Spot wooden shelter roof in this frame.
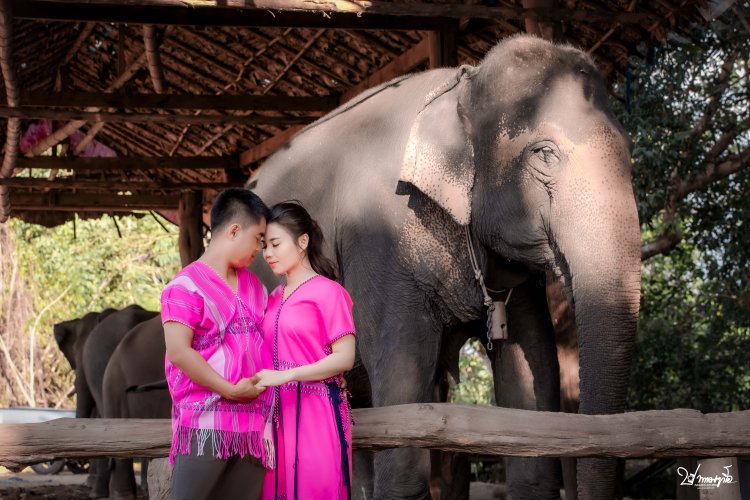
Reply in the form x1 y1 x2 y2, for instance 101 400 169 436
0 0 714 226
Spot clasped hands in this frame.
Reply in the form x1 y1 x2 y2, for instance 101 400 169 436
225 370 348 401
222 370 292 402
223 375 266 401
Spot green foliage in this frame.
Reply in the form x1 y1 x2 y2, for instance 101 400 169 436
629 242 750 412
12 214 180 316
451 339 495 406
617 6 750 412
2 214 180 407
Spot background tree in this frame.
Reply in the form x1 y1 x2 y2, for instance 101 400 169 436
618 2 750 412
0 215 181 408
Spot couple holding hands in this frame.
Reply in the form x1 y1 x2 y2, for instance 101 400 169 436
161 188 355 500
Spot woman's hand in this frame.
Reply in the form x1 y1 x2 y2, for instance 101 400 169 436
255 369 295 388
225 376 265 401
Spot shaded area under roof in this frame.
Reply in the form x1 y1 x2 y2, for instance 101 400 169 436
0 0 713 226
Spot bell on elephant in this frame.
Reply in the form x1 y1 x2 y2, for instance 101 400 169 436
490 300 508 341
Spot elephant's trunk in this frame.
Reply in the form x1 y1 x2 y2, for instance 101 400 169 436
551 132 641 498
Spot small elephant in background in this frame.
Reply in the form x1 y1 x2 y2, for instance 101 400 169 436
54 309 116 490
102 315 170 500
85 304 159 499
55 304 158 499
54 308 117 418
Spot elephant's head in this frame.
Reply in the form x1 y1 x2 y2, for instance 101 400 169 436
400 35 640 497
54 309 116 369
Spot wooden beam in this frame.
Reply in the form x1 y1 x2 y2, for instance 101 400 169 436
59 22 95 68
19 91 339 113
341 36 431 104
13 156 238 171
10 192 180 211
1 406 750 470
192 28 326 158
0 178 238 191
239 126 304 168
0 107 317 125
12 1 453 30
25 51 147 157
238 35 433 168
11 1 663 28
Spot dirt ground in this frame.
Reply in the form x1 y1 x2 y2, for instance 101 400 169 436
0 469 91 500
0 467 504 500
0 467 146 500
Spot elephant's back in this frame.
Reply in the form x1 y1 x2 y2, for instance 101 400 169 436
106 316 165 386
252 68 456 220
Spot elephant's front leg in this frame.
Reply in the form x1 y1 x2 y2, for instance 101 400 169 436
109 458 137 500
366 307 442 500
491 279 562 500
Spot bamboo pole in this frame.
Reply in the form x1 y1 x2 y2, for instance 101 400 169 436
143 25 166 94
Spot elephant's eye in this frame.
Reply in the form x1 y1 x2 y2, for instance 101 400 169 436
536 146 555 162
528 142 560 166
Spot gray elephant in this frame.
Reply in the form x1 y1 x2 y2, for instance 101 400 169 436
81 304 159 499
250 35 641 500
102 315 170 500
54 309 117 419
54 309 117 490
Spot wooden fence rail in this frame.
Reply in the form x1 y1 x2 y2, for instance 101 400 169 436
1 404 749 471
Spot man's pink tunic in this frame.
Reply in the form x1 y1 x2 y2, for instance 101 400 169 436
161 261 273 467
261 275 355 500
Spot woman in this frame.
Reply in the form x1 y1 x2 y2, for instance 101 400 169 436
256 201 355 500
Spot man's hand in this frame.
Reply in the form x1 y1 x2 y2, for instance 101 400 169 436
225 376 265 401
255 369 294 388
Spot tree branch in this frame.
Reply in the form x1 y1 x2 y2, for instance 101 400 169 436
641 231 683 261
703 115 750 164
641 146 750 260
686 52 738 144
675 147 750 199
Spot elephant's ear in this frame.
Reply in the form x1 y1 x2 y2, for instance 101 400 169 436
399 65 475 226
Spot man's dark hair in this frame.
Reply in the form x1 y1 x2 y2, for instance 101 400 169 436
210 188 269 231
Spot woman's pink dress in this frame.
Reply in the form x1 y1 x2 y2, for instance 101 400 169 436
260 275 355 500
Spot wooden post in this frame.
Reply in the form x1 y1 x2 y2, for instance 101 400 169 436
0 0 21 222
428 29 458 68
522 0 558 41
147 457 171 500
178 191 203 267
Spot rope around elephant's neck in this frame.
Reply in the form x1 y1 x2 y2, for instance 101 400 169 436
465 227 498 350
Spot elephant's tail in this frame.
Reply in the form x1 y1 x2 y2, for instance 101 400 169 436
126 379 168 393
